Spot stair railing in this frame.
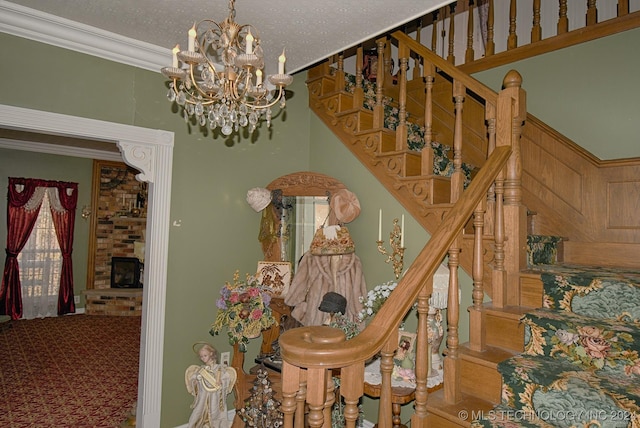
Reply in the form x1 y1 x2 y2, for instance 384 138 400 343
420 0 640 73
294 25 526 426
279 145 513 428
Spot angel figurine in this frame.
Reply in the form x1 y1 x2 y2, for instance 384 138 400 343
186 343 237 428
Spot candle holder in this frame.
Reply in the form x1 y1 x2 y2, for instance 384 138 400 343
376 218 405 279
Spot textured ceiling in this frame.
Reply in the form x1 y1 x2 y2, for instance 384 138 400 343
4 0 449 75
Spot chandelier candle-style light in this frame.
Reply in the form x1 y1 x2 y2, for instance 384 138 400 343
161 0 293 136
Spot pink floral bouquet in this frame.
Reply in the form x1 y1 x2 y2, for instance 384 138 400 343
210 271 276 352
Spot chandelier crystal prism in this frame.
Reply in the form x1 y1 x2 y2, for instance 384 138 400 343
161 0 293 136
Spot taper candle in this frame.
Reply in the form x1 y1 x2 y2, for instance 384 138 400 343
172 45 180 68
188 24 196 51
401 214 405 247
378 209 382 241
278 49 286 74
245 31 254 55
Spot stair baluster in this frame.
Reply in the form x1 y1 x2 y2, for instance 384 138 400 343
451 80 465 201
353 47 364 107
587 0 598 26
469 199 487 352
531 0 542 43
335 54 345 93
444 244 462 403
281 361 302 428
486 0 495 56
492 166 507 307
377 330 399 428
306 368 330 428
341 363 364 428
411 283 431 426
323 373 335 428
421 63 435 176
395 51 409 152
465 0 475 63
484 105 497 235
508 0 517 49
447 3 456 63
373 38 386 128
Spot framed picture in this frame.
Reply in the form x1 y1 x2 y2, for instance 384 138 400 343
256 261 292 297
394 331 417 368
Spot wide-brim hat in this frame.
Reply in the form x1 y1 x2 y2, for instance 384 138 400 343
246 187 272 212
330 189 361 224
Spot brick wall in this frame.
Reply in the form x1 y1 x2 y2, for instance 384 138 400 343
93 164 146 290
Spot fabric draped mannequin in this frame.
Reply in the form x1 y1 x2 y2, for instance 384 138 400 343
285 251 367 328
0 177 78 319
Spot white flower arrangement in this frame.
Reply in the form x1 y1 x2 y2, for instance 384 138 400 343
358 280 398 322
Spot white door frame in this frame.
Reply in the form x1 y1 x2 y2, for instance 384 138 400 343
0 104 173 427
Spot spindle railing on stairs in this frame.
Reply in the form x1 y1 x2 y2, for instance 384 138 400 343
279 31 526 428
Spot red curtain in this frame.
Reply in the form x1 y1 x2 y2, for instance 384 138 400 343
50 181 78 316
0 178 78 319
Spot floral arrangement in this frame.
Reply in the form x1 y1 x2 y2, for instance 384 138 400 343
210 271 277 352
358 280 398 322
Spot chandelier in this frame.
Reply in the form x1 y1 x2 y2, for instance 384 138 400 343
161 0 293 136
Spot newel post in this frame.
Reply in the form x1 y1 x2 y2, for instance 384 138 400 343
495 70 527 307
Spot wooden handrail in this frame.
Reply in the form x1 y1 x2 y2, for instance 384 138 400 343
279 145 512 368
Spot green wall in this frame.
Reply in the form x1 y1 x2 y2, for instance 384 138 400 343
473 27 640 160
0 32 311 427
2 24 635 426
0 148 93 305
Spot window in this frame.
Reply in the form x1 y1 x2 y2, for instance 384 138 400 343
18 191 62 319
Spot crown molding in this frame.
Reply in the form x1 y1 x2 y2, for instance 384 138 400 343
0 1 168 73
0 138 123 161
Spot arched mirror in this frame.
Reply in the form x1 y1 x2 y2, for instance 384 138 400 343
260 171 349 267
237 171 352 387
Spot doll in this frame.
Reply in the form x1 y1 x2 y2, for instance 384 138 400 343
185 343 237 428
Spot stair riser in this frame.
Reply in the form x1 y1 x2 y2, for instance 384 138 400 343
519 275 543 308
460 359 502 404
315 94 356 119
484 314 524 352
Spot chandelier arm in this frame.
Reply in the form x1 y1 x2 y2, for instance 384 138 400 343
242 86 287 110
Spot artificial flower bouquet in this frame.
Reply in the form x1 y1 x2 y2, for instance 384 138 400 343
210 271 277 352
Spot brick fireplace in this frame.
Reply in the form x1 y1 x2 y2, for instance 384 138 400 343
84 161 146 316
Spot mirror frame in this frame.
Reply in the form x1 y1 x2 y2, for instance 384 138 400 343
263 171 348 262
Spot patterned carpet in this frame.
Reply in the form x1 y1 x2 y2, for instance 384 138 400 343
0 315 140 428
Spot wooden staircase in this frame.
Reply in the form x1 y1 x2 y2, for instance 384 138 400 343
275 30 528 428
277 4 640 427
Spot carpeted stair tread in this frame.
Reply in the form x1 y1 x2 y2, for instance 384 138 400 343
475 263 640 427
522 308 640 372
528 264 640 323
497 354 639 427
530 263 640 283
540 268 640 325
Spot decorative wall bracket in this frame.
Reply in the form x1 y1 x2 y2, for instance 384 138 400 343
376 217 405 279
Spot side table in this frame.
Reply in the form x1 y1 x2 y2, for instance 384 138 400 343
363 382 415 428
